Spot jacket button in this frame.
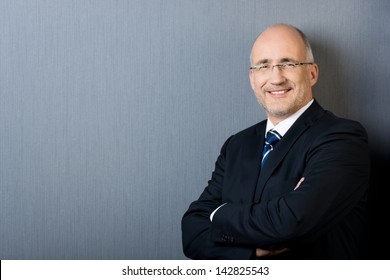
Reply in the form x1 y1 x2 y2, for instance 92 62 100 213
221 234 234 243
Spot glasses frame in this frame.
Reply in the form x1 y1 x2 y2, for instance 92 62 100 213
250 62 314 73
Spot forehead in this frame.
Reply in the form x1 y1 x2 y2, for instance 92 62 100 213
251 26 307 63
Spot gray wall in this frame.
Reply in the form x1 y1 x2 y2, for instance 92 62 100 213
0 0 389 259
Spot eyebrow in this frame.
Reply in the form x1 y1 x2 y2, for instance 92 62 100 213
253 57 299 65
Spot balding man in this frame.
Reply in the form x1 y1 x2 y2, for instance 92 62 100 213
182 23 370 259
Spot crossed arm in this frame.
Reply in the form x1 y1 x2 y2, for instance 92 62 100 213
182 123 369 259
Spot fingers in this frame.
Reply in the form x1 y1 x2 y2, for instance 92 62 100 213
256 247 289 257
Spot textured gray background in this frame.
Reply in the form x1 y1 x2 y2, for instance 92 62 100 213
0 0 389 259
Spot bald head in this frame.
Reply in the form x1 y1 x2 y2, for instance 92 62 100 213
250 24 314 65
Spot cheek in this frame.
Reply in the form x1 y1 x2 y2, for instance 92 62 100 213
251 78 266 93
253 89 266 105
252 85 265 100
300 73 313 87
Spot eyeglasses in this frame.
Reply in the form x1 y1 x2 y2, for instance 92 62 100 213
250 62 314 73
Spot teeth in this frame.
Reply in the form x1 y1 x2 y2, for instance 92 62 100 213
270 90 288 94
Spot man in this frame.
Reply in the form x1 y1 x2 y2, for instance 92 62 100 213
181 23 370 259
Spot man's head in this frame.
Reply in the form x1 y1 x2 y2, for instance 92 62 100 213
249 23 319 125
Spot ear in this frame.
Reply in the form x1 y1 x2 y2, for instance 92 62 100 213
309 64 319 86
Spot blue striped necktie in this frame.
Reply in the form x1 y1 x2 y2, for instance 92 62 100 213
261 129 282 169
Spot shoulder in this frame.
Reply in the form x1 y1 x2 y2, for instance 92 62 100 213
235 121 266 137
229 120 265 141
218 120 266 153
316 111 368 137
303 111 370 158
303 100 368 138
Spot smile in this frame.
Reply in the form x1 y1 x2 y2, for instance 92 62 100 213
267 89 291 95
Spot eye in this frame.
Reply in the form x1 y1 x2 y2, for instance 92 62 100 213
257 64 270 71
281 63 296 69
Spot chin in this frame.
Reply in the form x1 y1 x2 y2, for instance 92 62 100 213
266 105 291 117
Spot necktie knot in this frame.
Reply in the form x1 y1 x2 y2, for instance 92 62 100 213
261 129 282 168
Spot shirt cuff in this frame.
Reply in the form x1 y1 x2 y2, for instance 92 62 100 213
210 203 227 222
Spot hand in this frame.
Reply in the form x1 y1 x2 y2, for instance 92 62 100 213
255 247 289 257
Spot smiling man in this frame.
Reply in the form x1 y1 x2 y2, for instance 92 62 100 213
181 23 370 259
249 24 318 125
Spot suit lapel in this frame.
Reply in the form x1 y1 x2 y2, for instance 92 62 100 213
234 122 266 203
253 100 325 202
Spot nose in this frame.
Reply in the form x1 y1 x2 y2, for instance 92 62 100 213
269 66 286 85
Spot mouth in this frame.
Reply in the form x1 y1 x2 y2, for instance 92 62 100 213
267 88 292 96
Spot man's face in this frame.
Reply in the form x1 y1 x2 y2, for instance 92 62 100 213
249 26 318 124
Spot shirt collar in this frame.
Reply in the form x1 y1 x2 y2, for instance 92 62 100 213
265 99 314 137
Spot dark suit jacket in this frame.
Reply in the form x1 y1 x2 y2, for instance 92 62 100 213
181 100 370 259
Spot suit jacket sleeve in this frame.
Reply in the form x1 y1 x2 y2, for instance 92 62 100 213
181 136 254 259
210 120 370 249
